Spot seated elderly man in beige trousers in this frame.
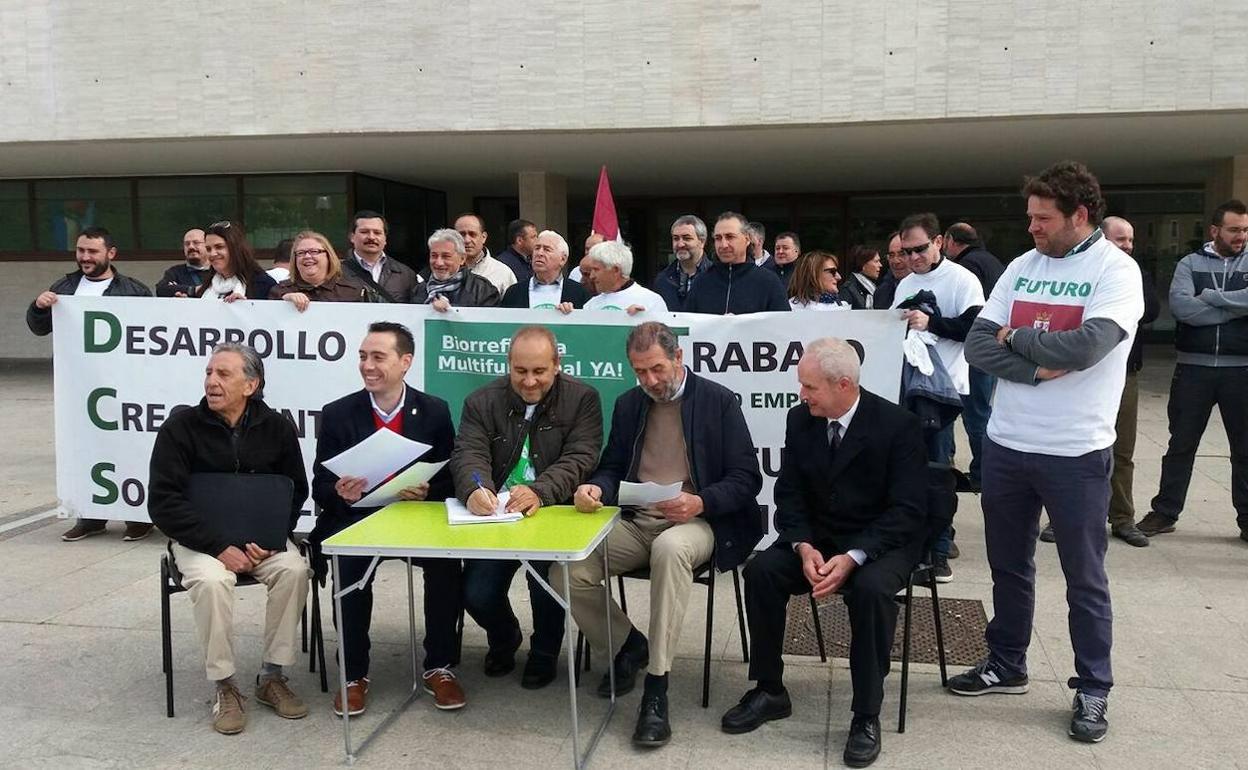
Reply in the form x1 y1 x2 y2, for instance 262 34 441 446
554 322 763 748
149 342 311 735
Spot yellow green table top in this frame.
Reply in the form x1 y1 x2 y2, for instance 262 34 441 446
320 502 620 561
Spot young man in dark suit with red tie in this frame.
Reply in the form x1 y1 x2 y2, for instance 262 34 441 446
310 321 464 715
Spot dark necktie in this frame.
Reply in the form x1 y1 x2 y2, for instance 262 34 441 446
828 420 842 451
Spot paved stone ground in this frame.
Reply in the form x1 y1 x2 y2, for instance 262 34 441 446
1 349 1246 769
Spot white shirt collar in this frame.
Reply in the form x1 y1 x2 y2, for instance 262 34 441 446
353 250 387 281
369 391 404 424
829 393 861 437
530 274 563 289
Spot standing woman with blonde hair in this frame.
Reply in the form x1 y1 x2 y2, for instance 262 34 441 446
787 250 850 311
269 231 367 310
192 221 276 301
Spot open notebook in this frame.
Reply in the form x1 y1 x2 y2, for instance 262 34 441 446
446 490 522 525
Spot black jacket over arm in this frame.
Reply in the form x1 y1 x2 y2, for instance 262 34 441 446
588 371 764 570
309 386 456 545
148 398 308 557
773 390 926 561
500 278 589 309
26 269 152 336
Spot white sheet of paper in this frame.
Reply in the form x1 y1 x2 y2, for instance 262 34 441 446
322 429 431 489
446 490 522 525
617 480 684 506
351 460 449 509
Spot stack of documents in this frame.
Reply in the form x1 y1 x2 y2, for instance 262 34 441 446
322 429 437 508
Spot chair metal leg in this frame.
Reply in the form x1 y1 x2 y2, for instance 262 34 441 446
307 580 316 674
312 579 328 692
809 594 827 663
617 574 627 615
574 631 584 683
160 559 175 718
701 567 716 708
929 572 948 686
731 567 749 663
898 577 915 734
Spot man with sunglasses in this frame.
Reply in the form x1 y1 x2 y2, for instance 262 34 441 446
889 213 985 582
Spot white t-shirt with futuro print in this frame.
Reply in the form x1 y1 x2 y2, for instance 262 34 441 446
979 234 1144 456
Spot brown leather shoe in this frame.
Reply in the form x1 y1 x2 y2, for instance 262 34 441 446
333 678 369 717
254 675 308 719
422 668 466 710
212 683 247 735
123 522 155 541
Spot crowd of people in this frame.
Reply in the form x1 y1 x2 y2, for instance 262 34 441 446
23 160 1248 767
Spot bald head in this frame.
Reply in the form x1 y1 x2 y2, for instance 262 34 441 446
1101 216 1134 256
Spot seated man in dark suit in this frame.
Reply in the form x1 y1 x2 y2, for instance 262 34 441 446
723 337 927 768
499 230 588 311
310 322 464 715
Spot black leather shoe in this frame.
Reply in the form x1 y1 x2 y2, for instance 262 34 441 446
520 651 558 689
843 714 881 767
1112 524 1150 548
632 693 671 747
483 628 523 677
720 687 792 734
596 641 649 698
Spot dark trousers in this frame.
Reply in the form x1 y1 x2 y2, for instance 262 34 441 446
960 366 996 486
1108 372 1140 528
982 438 1113 697
463 559 565 658
925 423 956 558
745 544 916 716
1150 364 1248 529
332 555 463 680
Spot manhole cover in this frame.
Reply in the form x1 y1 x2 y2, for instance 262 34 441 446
782 594 989 666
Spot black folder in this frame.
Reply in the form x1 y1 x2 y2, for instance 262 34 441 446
188 473 294 551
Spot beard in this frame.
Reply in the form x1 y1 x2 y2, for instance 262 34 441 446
79 259 110 278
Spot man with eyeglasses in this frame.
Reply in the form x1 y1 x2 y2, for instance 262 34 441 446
890 213 985 583
872 232 909 309
1139 199 1248 543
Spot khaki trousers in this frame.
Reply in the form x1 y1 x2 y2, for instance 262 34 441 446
553 514 714 676
171 540 309 681
1108 371 1140 528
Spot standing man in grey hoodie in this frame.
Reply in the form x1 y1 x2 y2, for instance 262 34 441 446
1139 199 1248 542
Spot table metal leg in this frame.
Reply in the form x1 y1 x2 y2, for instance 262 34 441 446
408 559 419 690
523 558 616 770
603 544 615 706
332 555 355 764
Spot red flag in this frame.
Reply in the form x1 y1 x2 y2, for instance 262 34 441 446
591 165 620 241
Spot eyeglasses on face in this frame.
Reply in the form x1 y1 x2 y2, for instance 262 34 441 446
822 267 841 276
899 241 932 257
293 248 327 258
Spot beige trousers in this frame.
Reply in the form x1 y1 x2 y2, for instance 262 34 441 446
554 514 714 676
171 540 309 681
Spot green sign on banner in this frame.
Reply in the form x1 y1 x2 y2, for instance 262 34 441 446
424 318 640 435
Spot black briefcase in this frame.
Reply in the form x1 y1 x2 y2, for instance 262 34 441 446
188 473 294 551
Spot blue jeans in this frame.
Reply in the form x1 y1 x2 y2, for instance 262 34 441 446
960 366 996 486
462 559 565 658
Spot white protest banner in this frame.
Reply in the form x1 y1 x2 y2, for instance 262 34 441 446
52 297 904 541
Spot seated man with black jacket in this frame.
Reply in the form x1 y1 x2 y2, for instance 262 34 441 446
148 342 310 736
557 321 763 747
723 337 926 768
310 322 464 715
452 326 602 689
